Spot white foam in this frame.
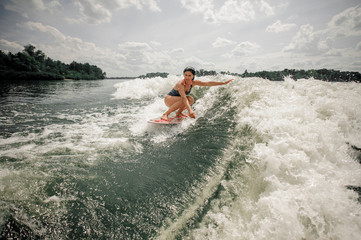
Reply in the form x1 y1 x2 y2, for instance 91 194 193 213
0 104 142 165
186 77 361 240
123 75 232 141
112 75 179 99
44 195 61 203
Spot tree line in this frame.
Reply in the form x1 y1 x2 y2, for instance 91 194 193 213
135 68 360 82
0 44 106 81
138 72 169 79
137 69 216 79
222 69 361 82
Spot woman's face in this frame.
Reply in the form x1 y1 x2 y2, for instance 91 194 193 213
184 71 194 81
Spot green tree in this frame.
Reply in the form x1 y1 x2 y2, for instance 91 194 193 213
1 45 106 81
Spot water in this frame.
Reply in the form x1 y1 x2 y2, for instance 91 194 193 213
0 76 361 239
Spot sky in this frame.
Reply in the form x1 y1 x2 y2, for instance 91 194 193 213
0 0 361 77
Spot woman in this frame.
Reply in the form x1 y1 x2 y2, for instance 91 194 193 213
161 67 234 120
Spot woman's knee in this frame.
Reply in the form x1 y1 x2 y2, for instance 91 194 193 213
187 96 194 105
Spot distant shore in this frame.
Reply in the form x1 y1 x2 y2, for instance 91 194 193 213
1 44 106 81
108 68 361 83
2 45 360 83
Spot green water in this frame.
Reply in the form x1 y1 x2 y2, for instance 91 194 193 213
0 79 245 239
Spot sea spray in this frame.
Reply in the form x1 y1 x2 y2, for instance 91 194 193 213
186 77 361 240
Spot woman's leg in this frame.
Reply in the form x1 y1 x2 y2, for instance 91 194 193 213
176 96 194 116
161 95 184 120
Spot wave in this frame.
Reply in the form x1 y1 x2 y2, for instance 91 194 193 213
154 77 361 239
1 76 361 239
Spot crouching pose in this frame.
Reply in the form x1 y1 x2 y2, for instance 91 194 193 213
161 67 233 120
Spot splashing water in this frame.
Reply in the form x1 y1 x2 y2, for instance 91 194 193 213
1 76 360 239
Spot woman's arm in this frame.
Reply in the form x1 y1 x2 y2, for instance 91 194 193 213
178 84 195 117
194 79 234 87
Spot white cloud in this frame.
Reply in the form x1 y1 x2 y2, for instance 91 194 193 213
146 0 162 12
74 0 112 25
118 42 152 51
256 0 274 16
283 24 318 52
112 0 161 11
48 0 61 11
4 0 45 14
266 20 297 33
323 48 342 57
327 5 361 37
116 41 178 72
278 6 361 73
3 0 160 24
170 48 185 54
20 21 126 75
181 56 215 69
216 0 255 23
230 41 260 56
0 39 23 53
212 37 236 48
317 40 330 52
23 21 66 41
69 0 161 25
284 6 361 55
2 0 62 17
357 42 361 51
18 21 213 76
180 0 212 13
150 41 162 47
180 0 275 24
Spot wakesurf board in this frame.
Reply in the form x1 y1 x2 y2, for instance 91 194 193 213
148 115 189 125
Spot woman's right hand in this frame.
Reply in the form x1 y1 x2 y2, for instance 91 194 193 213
189 111 196 119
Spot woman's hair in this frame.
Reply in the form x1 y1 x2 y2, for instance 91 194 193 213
183 66 196 76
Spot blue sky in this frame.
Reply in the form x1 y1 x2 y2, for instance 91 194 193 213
0 0 360 77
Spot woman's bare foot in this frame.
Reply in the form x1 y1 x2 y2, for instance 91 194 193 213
176 112 188 118
161 113 169 121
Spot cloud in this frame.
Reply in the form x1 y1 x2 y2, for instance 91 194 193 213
118 42 152 52
181 56 215 69
116 41 177 71
216 0 255 23
69 0 161 25
170 48 185 54
146 0 162 12
19 21 126 75
180 0 275 24
73 0 112 25
283 24 319 52
357 42 361 51
327 5 361 37
284 6 361 55
23 21 66 41
2 0 61 17
4 0 45 16
212 37 236 48
2 0 161 25
266 20 297 33
280 6 361 72
323 48 342 57
48 1 61 11
18 21 214 76
230 41 260 56
256 0 274 16
0 39 24 53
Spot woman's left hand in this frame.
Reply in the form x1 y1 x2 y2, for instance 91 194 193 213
224 79 234 85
